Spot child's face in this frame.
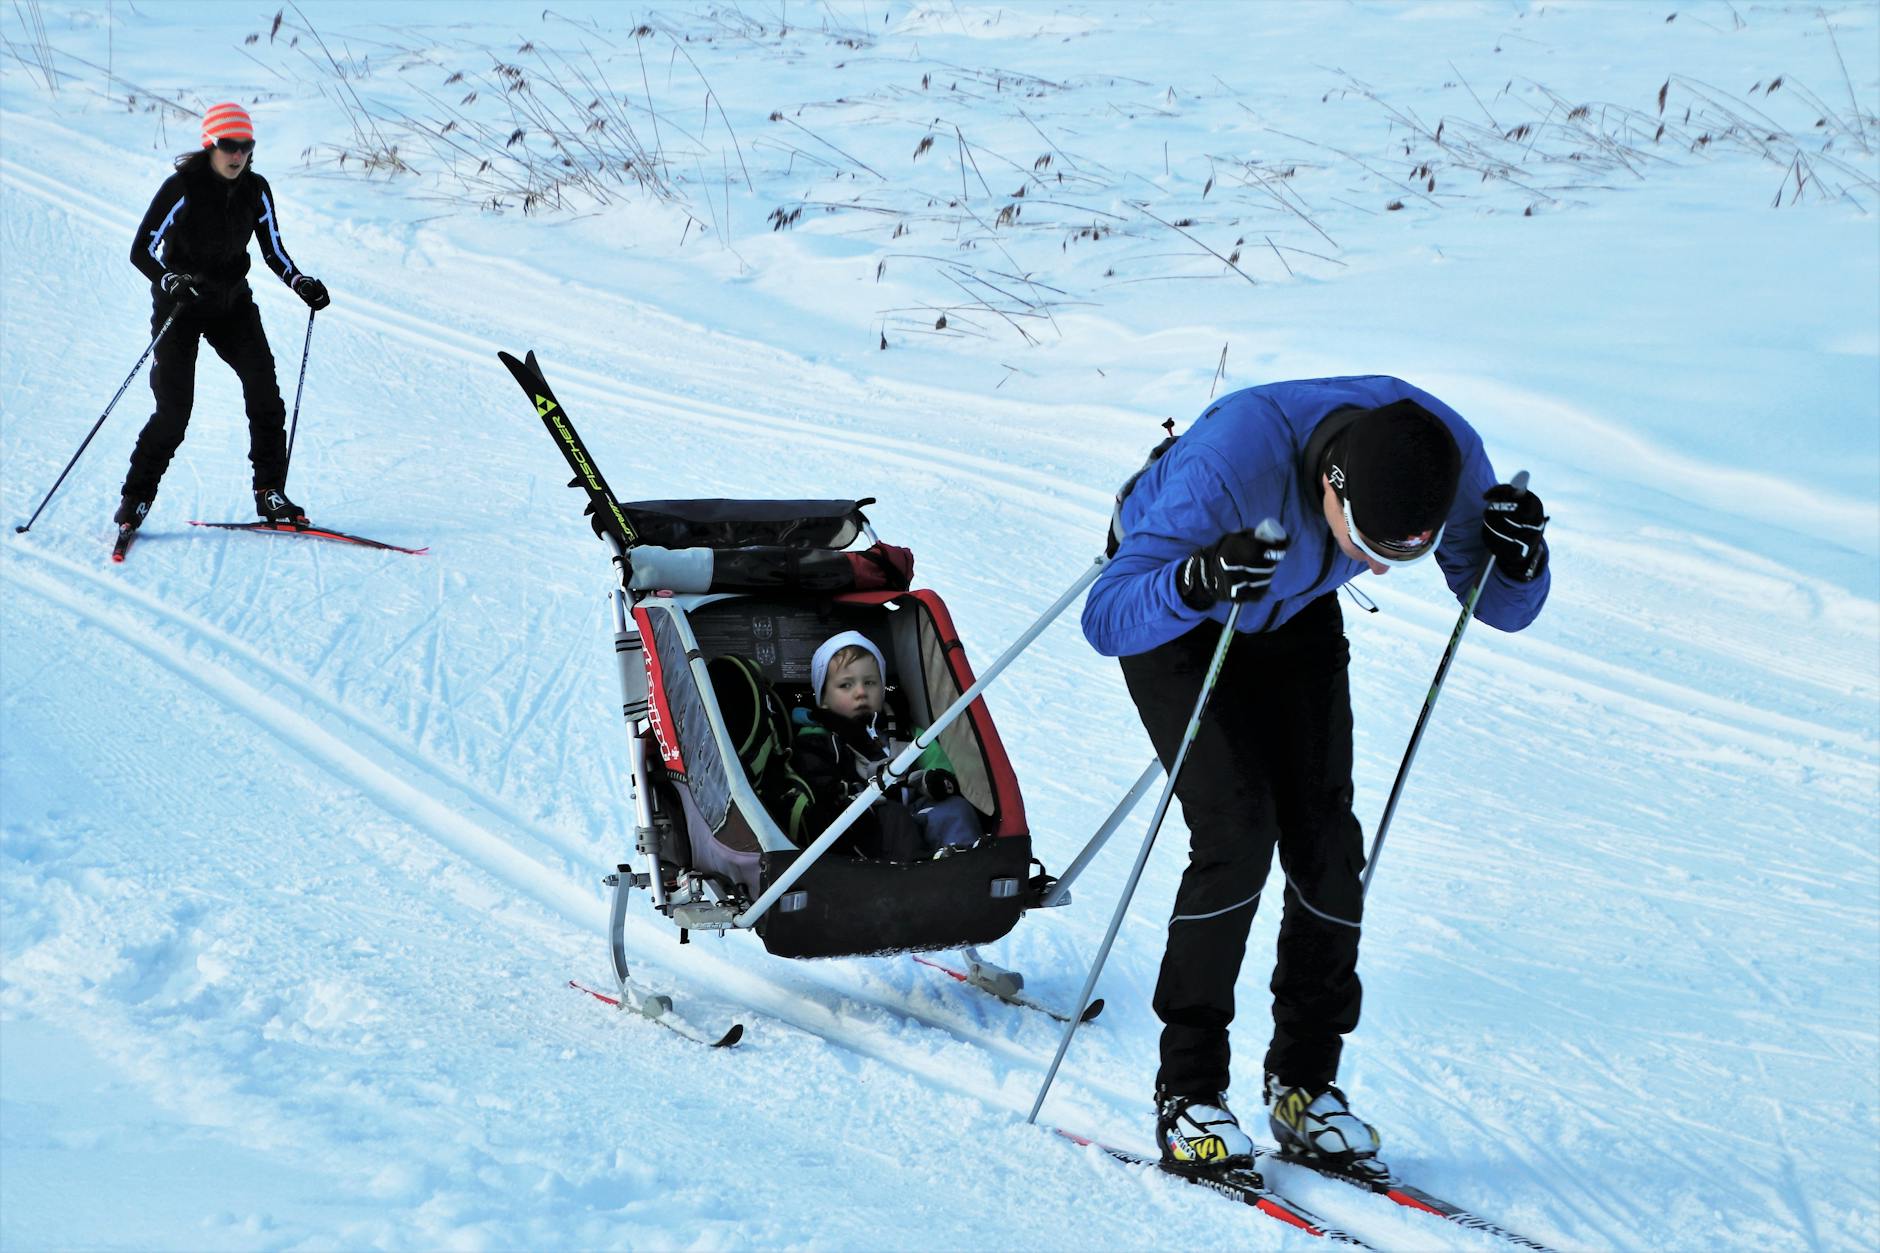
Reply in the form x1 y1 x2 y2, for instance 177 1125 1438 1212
820 653 884 719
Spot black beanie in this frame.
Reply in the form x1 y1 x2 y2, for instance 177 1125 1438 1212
1335 400 1462 541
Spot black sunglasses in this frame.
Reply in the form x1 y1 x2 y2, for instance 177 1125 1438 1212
214 137 256 154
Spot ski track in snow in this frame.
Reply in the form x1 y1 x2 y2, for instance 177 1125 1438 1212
4 5 1878 1249
3 537 1482 1252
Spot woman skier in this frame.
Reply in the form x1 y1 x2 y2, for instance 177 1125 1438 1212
116 101 330 542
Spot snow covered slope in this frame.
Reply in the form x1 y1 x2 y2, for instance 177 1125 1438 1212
3 3 1876 1248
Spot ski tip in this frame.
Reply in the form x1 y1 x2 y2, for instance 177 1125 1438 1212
712 1023 745 1049
911 954 967 983
1080 997 1106 1023
567 979 621 1007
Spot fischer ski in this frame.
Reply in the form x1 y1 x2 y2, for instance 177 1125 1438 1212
1055 1129 1369 1245
188 520 429 555
568 979 745 1049
912 955 1104 1024
497 349 637 551
111 525 137 563
1267 1151 1558 1252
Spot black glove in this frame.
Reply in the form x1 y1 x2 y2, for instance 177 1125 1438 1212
1482 484 1549 582
912 768 960 803
292 275 330 311
1177 521 1290 609
160 271 202 303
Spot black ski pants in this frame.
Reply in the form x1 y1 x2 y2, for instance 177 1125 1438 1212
122 289 288 503
1120 592 1365 1100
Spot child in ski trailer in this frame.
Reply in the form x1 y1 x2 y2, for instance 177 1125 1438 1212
115 101 331 538
1082 378 1551 1174
791 630 982 862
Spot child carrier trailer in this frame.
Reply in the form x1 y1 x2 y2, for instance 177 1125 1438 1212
499 350 1150 1032
627 518 1043 958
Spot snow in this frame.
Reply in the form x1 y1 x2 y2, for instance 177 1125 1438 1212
2 1 1876 1248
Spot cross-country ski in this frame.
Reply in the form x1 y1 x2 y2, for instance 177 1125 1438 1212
188 519 429 555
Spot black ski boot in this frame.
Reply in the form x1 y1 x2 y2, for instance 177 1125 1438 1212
1156 1089 1257 1169
255 487 308 526
111 496 150 562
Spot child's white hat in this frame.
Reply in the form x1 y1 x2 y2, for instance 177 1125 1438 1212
811 630 886 700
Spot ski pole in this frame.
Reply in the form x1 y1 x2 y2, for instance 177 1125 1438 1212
1028 602 1243 1124
14 310 180 535
284 308 315 475
1039 757 1161 908
1361 470 1529 898
1029 519 1285 1124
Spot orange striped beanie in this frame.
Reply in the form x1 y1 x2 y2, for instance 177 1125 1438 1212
201 102 254 147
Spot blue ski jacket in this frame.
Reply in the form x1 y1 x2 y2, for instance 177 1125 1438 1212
1082 376 1551 657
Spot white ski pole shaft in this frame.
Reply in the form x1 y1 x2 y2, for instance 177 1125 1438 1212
1039 757 1161 908
1028 598 1247 1125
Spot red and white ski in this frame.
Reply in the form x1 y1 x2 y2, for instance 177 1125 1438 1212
189 519 428 555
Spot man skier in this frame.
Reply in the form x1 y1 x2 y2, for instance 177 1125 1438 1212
1081 376 1550 1174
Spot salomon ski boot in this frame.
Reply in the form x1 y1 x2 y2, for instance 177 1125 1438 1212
1265 1075 1387 1183
254 487 308 526
1157 1090 1256 1169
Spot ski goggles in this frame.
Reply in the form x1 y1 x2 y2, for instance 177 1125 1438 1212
214 137 256 154
1341 493 1443 566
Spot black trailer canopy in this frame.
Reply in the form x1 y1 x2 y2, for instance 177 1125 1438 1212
622 498 873 550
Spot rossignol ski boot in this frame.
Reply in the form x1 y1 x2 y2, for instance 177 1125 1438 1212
111 496 150 562
255 487 308 526
114 496 150 530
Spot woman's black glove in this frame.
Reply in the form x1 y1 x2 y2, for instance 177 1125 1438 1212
1482 484 1549 582
160 272 202 303
292 275 331 311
